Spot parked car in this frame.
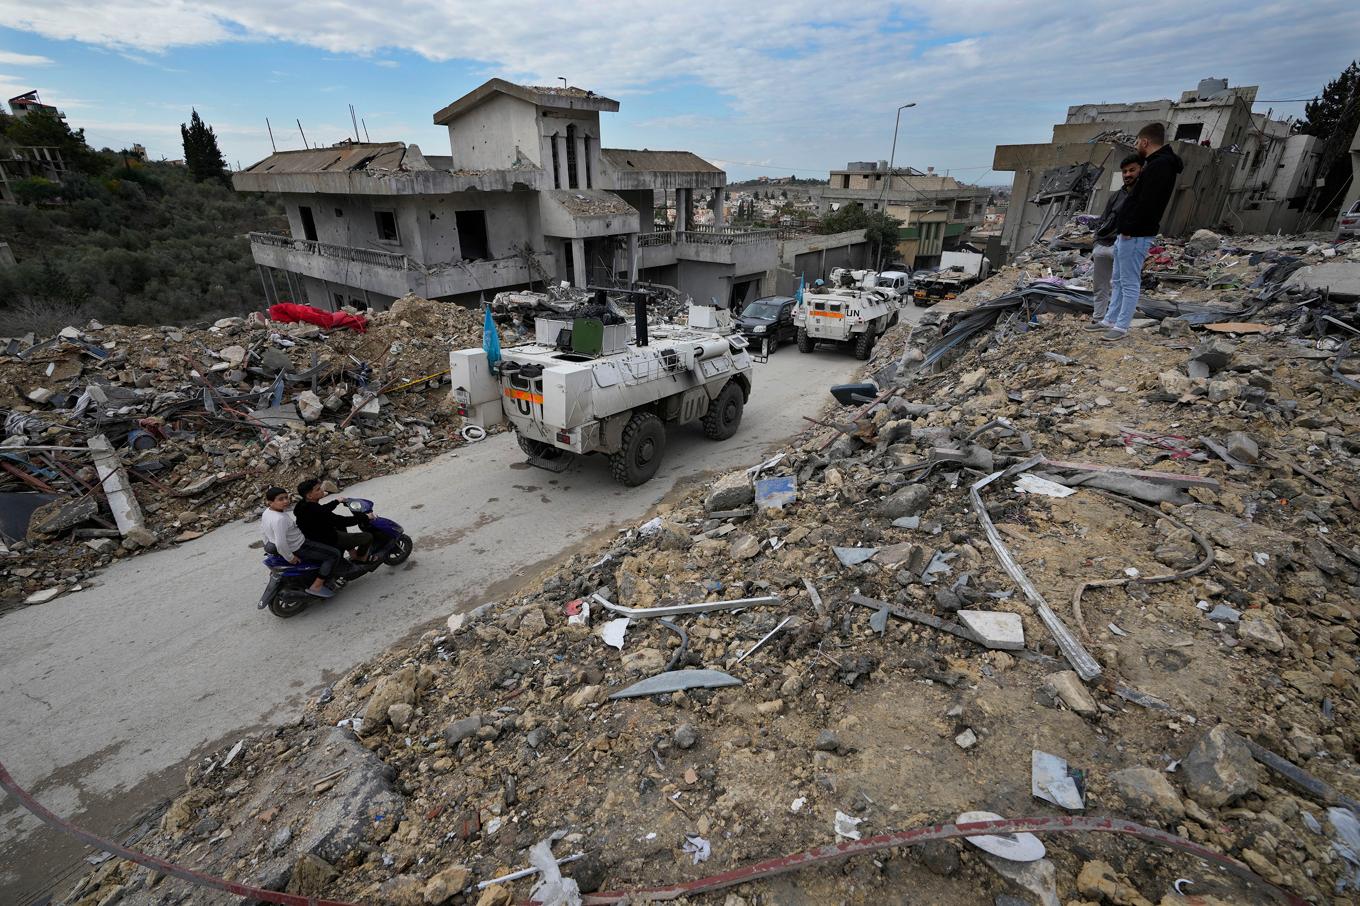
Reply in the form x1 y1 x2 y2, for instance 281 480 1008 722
1337 200 1360 240
736 296 798 352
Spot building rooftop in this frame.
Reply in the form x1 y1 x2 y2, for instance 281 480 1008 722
238 142 430 175
433 78 620 126
600 148 721 174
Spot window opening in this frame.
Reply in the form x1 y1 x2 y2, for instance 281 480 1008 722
375 210 399 243
456 210 490 260
298 206 317 241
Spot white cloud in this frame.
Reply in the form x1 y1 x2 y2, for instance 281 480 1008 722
0 50 53 65
1 1 1357 177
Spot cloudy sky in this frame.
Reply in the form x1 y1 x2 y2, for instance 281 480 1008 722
1 1 1356 185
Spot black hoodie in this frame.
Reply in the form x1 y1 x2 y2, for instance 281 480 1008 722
1117 144 1183 237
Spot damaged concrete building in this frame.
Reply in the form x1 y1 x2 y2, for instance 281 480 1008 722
993 78 1324 262
816 162 990 268
234 79 779 311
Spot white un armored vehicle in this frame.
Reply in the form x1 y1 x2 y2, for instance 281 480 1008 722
449 289 754 486
794 273 904 360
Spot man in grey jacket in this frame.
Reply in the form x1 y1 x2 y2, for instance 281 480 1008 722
1087 154 1142 327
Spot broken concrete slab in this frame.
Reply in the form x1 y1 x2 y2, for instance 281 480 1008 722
24 587 65 605
26 495 99 540
250 404 308 431
706 471 754 511
1285 260 1360 300
957 610 1024 650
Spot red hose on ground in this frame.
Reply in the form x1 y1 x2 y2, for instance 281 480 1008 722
0 759 361 906
578 815 1308 906
2 757 1305 906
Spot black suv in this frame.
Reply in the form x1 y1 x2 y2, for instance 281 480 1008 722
736 296 798 352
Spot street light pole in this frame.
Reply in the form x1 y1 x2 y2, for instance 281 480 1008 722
876 101 916 270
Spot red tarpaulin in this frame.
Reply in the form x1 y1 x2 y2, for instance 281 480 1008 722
268 303 368 333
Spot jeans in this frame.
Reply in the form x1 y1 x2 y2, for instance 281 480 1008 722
1107 235 1155 331
296 540 342 579
1091 242 1115 321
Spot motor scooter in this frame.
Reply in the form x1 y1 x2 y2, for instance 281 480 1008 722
258 498 412 618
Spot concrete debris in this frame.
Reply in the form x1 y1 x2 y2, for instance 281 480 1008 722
2 293 481 606
1180 724 1261 808
956 610 1025 650
59 226 1360 906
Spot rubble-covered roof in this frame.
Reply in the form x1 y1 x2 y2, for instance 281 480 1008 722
542 188 639 217
601 148 722 174
433 78 619 125
239 142 428 175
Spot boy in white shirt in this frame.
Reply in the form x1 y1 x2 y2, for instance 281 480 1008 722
260 486 340 598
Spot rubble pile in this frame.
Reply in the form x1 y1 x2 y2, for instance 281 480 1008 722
58 232 1360 906
0 294 480 608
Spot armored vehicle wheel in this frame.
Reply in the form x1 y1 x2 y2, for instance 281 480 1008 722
610 412 666 487
796 328 814 353
853 330 874 360
702 382 744 440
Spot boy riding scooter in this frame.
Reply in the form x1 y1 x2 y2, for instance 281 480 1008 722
259 486 339 598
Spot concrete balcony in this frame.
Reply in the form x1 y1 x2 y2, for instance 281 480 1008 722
248 232 553 299
635 226 779 271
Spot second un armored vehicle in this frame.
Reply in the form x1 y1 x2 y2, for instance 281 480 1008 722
793 275 904 360
449 289 754 486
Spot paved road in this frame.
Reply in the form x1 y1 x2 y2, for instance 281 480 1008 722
0 341 877 902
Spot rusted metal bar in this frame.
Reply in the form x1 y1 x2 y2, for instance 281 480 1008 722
0 460 59 493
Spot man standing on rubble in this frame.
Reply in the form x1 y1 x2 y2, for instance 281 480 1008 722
1086 154 1142 328
1101 123 1183 342
294 478 374 563
260 486 339 598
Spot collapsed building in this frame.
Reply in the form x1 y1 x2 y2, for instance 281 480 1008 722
234 80 782 314
994 79 1328 262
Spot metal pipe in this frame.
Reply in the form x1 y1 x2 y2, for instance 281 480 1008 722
592 593 781 619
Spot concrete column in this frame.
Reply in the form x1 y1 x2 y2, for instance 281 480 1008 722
626 233 638 285
553 134 569 190
675 188 687 232
574 133 588 191
711 186 726 228
571 238 587 288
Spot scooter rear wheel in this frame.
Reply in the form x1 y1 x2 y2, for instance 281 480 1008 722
268 590 309 619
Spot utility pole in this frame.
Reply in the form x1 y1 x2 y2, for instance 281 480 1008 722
875 101 916 270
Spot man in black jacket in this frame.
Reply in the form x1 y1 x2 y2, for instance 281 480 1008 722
1085 154 1142 329
1101 122 1183 342
294 478 373 562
